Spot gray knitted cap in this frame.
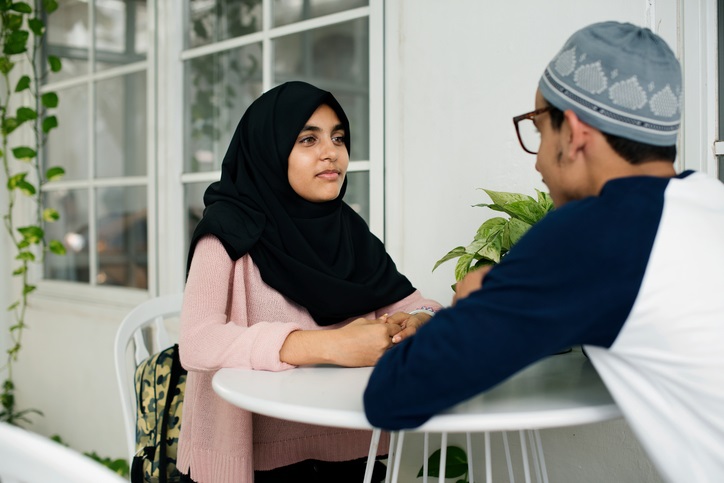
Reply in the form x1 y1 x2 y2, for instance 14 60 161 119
539 21 681 146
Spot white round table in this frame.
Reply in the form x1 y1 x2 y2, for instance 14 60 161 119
212 349 621 482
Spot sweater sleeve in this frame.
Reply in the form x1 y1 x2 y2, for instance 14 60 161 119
374 290 443 318
180 235 304 373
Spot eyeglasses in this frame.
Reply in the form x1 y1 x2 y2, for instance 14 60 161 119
513 107 552 155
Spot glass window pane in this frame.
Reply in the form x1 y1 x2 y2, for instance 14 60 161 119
273 0 368 27
46 85 88 180
273 18 369 160
46 0 89 82
96 72 147 177
186 0 263 49
95 0 147 72
96 186 148 288
185 44 263 173
184 182 207 254
344 170 369 224
44 189 90 283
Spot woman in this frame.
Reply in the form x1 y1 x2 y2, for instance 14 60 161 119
178 81 441 482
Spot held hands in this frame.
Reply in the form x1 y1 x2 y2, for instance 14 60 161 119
328 316 403 367
384 312 431 344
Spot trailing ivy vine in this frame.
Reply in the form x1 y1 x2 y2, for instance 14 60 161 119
0 0 65 425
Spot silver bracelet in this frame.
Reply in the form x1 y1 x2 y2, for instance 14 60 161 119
409 309 436 317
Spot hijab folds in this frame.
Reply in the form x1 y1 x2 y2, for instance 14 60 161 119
188 81 415 326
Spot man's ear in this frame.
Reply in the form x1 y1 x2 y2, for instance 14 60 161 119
563 109 590 160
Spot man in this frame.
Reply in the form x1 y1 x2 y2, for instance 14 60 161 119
364 21 724 482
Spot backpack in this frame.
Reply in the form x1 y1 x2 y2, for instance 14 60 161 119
131 343 187 483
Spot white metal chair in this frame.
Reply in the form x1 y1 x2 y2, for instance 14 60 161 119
114 292 184 460
0 422 127 483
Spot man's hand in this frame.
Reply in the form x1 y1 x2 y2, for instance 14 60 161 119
452 265 493 306
385 311 432 344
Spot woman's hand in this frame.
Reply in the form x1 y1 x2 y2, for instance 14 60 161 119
386 312 432 344
280 316 402 367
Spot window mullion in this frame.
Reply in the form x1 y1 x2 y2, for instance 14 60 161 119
88 0 98 287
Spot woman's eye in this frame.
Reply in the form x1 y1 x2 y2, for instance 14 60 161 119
332 135 346 144
299 135 316 144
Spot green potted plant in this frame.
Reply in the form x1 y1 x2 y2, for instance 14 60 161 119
433 188 554 285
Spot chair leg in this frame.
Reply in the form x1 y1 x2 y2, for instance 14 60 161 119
533 430 548 483
439 433 448 481
384 432 398 483
423 433 430 483
466 432 475 483
390 431 405 483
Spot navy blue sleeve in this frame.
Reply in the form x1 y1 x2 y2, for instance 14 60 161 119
364 176 668 430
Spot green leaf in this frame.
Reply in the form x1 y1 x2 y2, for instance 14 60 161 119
10 2 32 13
432 246 466 272
417 446 468 478
28 17 44 36
16 106 37 123
42 0 58 14
18 225 43 243
15 251 35 261
0 56 14 74
454 252 476 282
3 29 29 55
16 179 36 195
12 266 26 275
12 146 36 160
3 117 19 134
42 115 58 133
505 217 532 248
47 54 61 72
45 166 65 181
3 12 23 30
41 92 58 108
500 200 546 225
49 239 66 255
7 172 26 189
23 284 36 295
536 189 554 212
14 74 30 92
7 301 19 311
482 189 533 207
43 208 60 222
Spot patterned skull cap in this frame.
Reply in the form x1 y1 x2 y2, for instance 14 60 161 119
539 21 682 146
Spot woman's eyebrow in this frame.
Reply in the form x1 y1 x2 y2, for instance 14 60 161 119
298 123 345 133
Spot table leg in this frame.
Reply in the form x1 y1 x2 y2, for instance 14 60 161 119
385 432 398 483
363 429 382 483
439 433 448 481
423 433 429 483
503 432 515 483
466 432 475 483
519 430 531 483
390 431 405 483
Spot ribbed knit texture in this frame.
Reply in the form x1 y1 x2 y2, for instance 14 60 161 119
178 235 441 482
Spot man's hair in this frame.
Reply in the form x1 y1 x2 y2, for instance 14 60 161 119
547 104 677 165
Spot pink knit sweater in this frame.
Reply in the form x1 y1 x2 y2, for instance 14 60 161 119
177 235 442 483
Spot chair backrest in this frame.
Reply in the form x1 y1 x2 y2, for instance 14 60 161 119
114 293 184 460
0 422 127 483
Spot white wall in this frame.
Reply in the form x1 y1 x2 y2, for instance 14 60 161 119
2 0 714 481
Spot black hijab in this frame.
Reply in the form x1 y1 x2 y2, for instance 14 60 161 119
187 81 415 326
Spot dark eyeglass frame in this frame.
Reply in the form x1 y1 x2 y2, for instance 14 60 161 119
512 106 552 154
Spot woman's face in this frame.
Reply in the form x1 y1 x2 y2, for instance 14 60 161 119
287 104 349 203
